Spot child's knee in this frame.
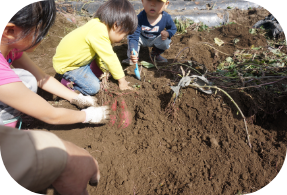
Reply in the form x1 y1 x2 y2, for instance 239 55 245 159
154 38 171 51
13 69 38 93
161 39 172 50
82 81 100 96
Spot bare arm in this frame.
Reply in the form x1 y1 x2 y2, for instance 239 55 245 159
12 53 78 102
0 82 86 124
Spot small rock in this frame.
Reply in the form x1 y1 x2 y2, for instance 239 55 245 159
167 144 171 149
210 138 220 148
242 173 248 180
171 146 178 152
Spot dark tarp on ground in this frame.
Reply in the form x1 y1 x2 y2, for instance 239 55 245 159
253 14 283 37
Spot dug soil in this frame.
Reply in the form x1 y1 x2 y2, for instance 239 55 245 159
26 8 287 195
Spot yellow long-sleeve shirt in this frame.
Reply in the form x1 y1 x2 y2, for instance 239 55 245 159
53 18 125 80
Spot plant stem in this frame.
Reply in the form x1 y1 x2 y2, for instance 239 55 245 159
190 84 252 148
173 47 190 63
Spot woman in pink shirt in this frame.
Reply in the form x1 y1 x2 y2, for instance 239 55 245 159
0 0 110 127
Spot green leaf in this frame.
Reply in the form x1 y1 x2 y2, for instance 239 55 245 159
140 61 155 68
249 28 256 34
252 46 261 50
242 54 253 59
174 18 179 24
217 62 225 70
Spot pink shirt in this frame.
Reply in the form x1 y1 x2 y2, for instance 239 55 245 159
0 49 23 86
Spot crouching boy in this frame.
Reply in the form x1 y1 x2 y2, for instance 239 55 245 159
122 0 177 65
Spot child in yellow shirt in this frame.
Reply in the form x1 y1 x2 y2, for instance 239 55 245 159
53 0 137 95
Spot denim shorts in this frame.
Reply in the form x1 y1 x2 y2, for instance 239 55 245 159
62 64 101 95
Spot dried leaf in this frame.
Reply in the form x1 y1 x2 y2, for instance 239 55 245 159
214 38 224 46
226 57 233 63
233 38 240 44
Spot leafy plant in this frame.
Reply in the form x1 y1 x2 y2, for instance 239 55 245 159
174 18 194 33
198 23 209 32
132 84 141 89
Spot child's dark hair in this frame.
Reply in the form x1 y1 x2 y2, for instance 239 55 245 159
94 0 138 34
9 0 56 51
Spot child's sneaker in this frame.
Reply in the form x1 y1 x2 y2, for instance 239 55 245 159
61 78 74 90
151 54 168 63
122 58 134 66
151 47 168 63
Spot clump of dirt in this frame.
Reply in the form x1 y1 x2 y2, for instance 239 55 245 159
26 8 287 195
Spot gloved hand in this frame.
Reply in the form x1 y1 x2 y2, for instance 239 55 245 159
253 14 283 38
82 106 110 124
70 94 98 109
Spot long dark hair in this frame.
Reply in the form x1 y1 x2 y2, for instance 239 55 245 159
9 0 56 51
94 0 138 34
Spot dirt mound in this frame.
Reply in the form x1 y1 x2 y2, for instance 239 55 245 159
228 8 270 27
25 8 286 195
164 23 267 71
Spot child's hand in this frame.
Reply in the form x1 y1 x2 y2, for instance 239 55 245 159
118 77 133 90
130 50 138 64
161 30 169 41
71 94 98 109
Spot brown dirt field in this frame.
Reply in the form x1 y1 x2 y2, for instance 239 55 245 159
26 8 287 195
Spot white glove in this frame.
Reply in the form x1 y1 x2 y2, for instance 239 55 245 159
82 106 110 124
70 94 98 109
